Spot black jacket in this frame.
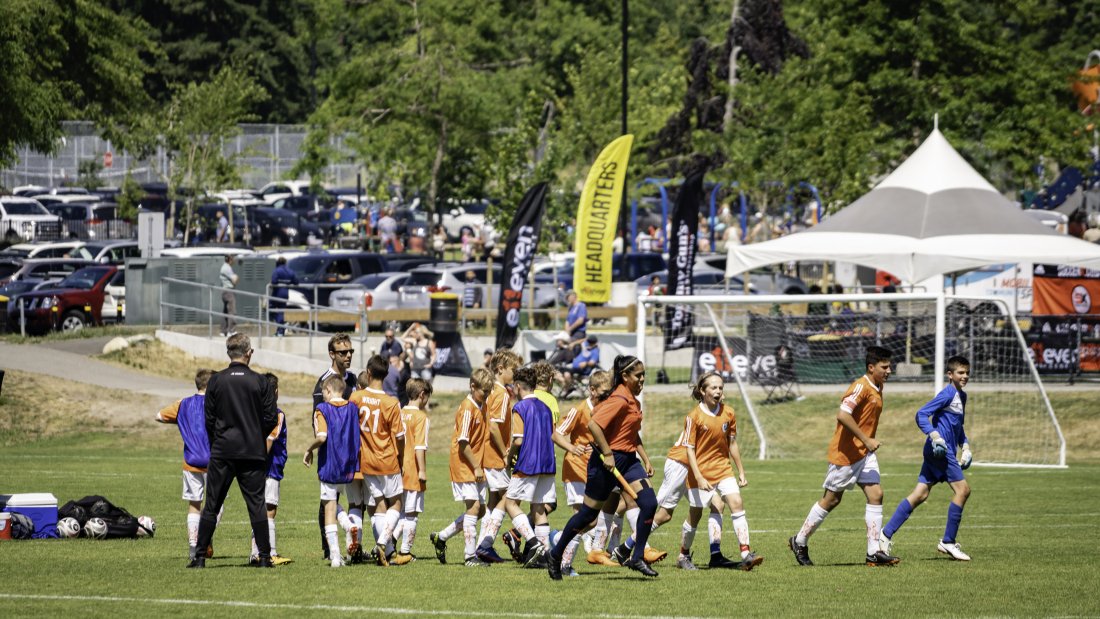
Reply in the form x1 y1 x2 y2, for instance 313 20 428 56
205 361 278 461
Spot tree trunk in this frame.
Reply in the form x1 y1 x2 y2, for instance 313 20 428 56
428 117 448 224
534 99 555 165
723 0 742 133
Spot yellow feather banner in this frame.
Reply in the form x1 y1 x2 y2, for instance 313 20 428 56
572 135 633 303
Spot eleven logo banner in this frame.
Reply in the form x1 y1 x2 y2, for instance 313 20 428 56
495 182 549 350
573 135 633 303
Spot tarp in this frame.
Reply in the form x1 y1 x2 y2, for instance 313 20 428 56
726 127 1100 282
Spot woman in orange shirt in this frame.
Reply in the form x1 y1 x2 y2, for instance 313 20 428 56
548 355 659 579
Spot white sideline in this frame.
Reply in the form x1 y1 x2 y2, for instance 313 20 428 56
0 593 707 619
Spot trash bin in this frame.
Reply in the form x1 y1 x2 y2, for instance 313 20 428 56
429 293 459 334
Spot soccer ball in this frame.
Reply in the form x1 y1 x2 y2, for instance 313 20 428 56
83 517 108 539
56 517 81 538
136 515 156 538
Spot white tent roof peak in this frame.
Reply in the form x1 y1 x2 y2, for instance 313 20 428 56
875 127 999 195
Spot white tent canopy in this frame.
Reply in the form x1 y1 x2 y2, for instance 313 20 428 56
726 127 1100 282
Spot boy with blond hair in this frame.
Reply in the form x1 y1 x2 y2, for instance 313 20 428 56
473 349 521 563
392 377 433 564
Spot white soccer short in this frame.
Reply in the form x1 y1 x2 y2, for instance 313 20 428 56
505 474 557 504
687 477 740 508
319 481 344 501
484 467 511 492
656 459 689 509
822 452 881 492
364 473 404 500
451 481 487 503
404 490 425 514
264 478 280 506
564 481 586 506
181 471 206 502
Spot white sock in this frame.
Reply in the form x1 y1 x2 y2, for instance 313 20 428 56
268 518 277 556
625 507 640 537
680 521 697 556
582 529 596 553
708 512 723 549
347 508 363 547
731 511 751 557
325 525 339 561
400 516 418 554
865 504 884 555
438 515 462 542
187 513 200 548
378 508 401 546
371 513 384 543
608 514 624 548
594 511 614 549
250 534 258 558
549 528 562 547
562 537 580 569
336 506 351 531
462 514 479 558
534 524 550 548
478 509 504 549
512 513 535 541
796 503 830 545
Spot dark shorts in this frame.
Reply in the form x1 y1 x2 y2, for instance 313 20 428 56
584 450 648 502
918 456 965 485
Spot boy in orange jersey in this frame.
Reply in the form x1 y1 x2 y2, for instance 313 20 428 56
472 349 521 564
392 377 432 565
348 354 406 566
156 368 215 561
789 345 900 567
431 367 494 567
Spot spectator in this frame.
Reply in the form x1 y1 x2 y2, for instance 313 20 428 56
806 284 829 316
403 323 436 381
483 348 494 368
216 210 229 243
269 257 298 336
561 334 600 396
431 224 448 260
611 230 625 254
646 275 665 297
564 289 587 345
382 353 410 406
547 333 576 369
652 224 667 252
219 255 239 336
697 219 712 253
1069 208 1089 240
462 270 482 309
461 228 475 262
378 328 404 361
635 227 653 252
377 208 399 252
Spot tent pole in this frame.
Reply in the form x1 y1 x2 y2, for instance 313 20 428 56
934 293 945 392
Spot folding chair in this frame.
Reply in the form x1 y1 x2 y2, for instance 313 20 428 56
753 344 803 403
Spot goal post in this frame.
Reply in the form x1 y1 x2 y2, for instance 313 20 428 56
636 292 1066 468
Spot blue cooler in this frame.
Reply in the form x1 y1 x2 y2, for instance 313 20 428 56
0 493 59 539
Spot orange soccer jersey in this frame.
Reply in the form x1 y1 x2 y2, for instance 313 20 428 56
590 384 643 453
481 382 512 469
555 398 595 483
827 375 884 466
157 400 205 473
682 402 737 487
401 405 430 492
449 395 487 483
350 387 405 476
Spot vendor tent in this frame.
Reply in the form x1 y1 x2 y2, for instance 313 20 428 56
725 127 1100 282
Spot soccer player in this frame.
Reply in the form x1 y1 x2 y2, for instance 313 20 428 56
502 366 556 567
472 349 521 564
348 355 406 566
880 355 974 561
393 377 432 565
678 372 763 571
532 360 562 423
156 368 214 561
430 367 494 567
548 355 660 579
789 345 900 567
303 375 362 568
249 373 291 565
311 334 358 561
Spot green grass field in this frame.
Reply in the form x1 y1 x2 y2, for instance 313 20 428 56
2 422 1099 618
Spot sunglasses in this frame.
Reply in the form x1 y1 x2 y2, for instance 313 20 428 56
331 349 355 356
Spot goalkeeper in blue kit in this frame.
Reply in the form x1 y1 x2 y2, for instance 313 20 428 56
879 355 974 561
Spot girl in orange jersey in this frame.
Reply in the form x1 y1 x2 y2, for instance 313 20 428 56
678 372 763 571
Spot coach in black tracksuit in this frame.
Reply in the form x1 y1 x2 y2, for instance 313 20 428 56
189 333 278 568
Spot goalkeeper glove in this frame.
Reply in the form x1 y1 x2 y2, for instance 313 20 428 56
930 432 947 458
960 444 973 470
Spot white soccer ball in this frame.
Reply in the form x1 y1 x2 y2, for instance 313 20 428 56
83 517 108 539
56 517 81 538
136 515 156 538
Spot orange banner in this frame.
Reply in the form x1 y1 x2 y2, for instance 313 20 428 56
1031 265 1100 315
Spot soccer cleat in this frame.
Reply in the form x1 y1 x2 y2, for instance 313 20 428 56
610 543 630 565
738 552 764 571
476 546 507 564
937 540 971 561
271 555 293 566
789 536 813 566
708 552 741 569
547 553 563 580
622 557 659 577
643 546 668 565
587 549 619 566
878 531 893 555
204 544 214 559
464 555 491 567
565 567 580 577
523 542 549 569
347 526 363 563
331 556 344 568
430 532 447 564
502 529 523 563
253 556 274 568
248 554 260 566
374 543 390 566
866 550 901 567
188 545 198 562
676 553 698 571
186 556 205 569
390 552 415 566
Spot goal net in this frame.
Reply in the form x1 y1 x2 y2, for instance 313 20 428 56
636 292 1066 468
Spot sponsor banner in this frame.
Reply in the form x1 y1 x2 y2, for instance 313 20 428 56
663 169 706 350
573 135 634 303
495 183 549 350
1032 264 1100 315
1026 315 1100 373
690 335 778 384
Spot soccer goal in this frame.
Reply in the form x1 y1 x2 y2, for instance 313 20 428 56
636 292 1066 468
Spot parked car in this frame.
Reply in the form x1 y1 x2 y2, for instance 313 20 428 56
287 252 389 306
534 252 668 291
0 241 91 261
100 267 126 321
441 200 489 241
328 271 410 323
159 246 256 258
270 194 336 223
1 197 62 242
6 265 118 333
399 262 560 312
249 206 324 247
635 267 755 297
0 258 96 286
43 202 123 240
256 180 316 204
192 203 262 244
80 240 141 265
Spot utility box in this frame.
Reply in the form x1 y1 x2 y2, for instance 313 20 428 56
124 256 274 325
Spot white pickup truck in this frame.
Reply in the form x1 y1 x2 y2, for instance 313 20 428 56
1 196 62 242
